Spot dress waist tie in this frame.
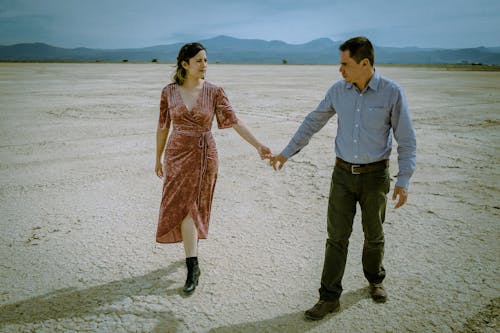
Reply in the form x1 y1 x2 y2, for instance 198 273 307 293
173 129 211 206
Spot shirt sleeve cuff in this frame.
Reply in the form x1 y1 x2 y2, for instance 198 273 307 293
280 146 298 159
395 175 410 190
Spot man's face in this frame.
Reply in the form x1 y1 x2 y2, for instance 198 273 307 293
339 50 365 83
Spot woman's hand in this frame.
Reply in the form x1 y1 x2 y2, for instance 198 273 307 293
155 161 164 179
258 145 272 160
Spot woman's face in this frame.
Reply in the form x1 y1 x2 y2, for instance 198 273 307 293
182 50 207 80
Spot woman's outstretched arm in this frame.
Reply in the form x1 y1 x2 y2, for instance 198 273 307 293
232 119 272 160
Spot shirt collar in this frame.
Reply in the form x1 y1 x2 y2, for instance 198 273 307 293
367 70 380 92
346 69 380 92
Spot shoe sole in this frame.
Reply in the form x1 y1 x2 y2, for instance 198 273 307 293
371 296 387 303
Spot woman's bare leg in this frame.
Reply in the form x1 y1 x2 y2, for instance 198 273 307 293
181 214 198 257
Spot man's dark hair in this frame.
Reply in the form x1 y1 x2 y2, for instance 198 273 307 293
339 37 374 66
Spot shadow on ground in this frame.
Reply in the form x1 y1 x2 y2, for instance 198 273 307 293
206 287 369 333
0 260 185 329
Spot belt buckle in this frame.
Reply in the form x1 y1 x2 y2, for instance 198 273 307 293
351 165 361 175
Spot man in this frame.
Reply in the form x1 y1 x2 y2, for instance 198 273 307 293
270 36 416 321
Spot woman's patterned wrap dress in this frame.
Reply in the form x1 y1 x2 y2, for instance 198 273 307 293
156 81 238 243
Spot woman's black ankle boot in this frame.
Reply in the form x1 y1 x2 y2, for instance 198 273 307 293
183 257 200 294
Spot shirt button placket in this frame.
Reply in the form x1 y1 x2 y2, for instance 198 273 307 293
353 94 362 162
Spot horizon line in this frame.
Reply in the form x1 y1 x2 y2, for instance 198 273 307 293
1 35 499 51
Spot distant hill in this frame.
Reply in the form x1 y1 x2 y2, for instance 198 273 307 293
1 35 499 65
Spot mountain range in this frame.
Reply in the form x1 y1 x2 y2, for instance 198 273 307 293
1 35 499 65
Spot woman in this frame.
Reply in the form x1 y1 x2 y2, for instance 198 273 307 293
155 42 271 295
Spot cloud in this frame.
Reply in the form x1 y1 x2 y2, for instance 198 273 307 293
0 0 499 48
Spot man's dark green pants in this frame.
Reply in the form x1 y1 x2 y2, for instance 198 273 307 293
319 164 390 301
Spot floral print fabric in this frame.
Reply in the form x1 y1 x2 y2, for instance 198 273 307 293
156 81 238 243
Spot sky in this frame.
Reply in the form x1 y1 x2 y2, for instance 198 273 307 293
1 0 499 49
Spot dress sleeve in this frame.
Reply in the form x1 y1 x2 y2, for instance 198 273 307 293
158 87 171 130
215 87 238 129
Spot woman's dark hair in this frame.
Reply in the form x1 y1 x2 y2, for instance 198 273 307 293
173 42 206 85
339 36 374 66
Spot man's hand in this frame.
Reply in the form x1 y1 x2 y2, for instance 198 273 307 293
392 186 408 209
270 154 288 171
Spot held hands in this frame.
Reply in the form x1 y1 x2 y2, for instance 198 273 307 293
257 145 288 171
256 146 288 172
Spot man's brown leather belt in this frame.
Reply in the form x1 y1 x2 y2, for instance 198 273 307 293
335 157 389 175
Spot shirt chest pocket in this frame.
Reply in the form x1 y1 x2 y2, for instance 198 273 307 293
363 106 391 130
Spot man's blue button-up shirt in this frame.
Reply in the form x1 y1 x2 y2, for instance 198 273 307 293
281 71 417 189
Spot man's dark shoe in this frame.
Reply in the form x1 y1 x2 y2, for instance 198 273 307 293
369 283 387 303
304 299 340 321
